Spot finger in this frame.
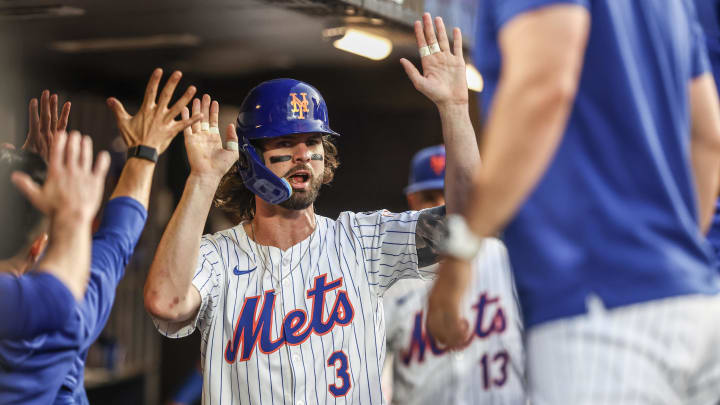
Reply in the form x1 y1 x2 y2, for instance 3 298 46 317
422 13 439 49
79 135 93 172
413 20 427 49
140 68 163 111
166 85 197 122
181 107 192 137
39 90 50 133
10 172 46 213
92 150 111 181
201 94 211 129
49 131 67 171
191 98 201 133
66 130 81 168
58 101 71 132
400 58 424 89
453 28 463 59
173 113 203 135
106 97 131 125
50 94 59 132
157 70 182 111
28 98 39 135
225 123 238 143
435 17 451 53
209 100 219 129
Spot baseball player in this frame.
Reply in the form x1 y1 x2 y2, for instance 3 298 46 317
144 14 480 404
0 92 94 341
382 145 526 405
428 1 720 404
0 69 201 404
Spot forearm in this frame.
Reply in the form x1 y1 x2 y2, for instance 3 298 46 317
689 74 720 233
110 158 156 210
36 214 94 300
437 103 480 214
144 174 218 321
464 78 576 238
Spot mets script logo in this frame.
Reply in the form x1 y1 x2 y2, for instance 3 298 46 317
289 92 309 119
401 292 507 365
430 155 445 176
225 274 355 363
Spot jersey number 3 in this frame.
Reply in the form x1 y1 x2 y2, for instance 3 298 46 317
327 351 351 397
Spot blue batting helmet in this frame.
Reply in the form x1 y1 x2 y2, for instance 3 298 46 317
234 79 340 205
404 145 445 195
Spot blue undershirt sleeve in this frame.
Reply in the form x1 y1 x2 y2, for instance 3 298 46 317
493 0 589 30
0 272 75 340
81 196 147 344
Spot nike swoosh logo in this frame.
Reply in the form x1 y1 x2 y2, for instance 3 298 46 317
233 266 257 276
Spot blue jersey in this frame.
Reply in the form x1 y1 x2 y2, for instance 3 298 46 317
475 0 720 328
693 0 720 259
0 272 75 340
0 197 147 404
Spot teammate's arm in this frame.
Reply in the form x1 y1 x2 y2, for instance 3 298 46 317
144 95 238 323
427 4 590 347
689 73 720 233
415 205 446 268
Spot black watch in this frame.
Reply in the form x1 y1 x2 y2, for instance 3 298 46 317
126 145 158 163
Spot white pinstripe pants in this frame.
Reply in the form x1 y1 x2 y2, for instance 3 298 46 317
527 294 720 405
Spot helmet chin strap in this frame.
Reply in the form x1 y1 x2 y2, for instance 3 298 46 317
236 140 292 205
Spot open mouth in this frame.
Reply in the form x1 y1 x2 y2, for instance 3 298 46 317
287 171 310 187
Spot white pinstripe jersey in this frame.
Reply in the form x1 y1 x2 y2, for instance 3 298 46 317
384 238 526 405
155 209 431 405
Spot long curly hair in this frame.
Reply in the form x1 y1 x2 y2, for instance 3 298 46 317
213 135 339 224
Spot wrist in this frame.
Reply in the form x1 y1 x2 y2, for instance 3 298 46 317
440 214 483 261
187 172 222 191
436 102 470 117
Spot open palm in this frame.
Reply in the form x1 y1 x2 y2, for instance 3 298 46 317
400 14 468 107
183 94 238 180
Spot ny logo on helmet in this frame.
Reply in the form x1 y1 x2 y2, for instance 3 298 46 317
290 93 309 119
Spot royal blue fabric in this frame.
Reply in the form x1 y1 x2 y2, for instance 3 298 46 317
475 0 720 328
0 197 147 404
0 272 75 340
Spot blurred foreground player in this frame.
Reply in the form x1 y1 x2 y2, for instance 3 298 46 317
144 14 479 404
428 1 720 404
0 93 101 341
0 70 201 404
383 145 526 405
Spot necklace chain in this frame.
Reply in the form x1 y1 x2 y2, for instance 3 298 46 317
250 218 315 292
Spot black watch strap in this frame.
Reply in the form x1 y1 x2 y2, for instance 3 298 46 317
126 145 158 163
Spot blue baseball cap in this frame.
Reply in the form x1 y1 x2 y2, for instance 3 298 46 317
404 145 445 195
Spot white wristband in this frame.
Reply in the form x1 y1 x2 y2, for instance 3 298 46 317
441 214 483 261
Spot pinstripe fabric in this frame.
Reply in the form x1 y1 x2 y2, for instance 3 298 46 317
527 294 720 405
153 209 427 404
384 238 526 405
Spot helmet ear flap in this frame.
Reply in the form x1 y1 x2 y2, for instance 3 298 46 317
236 140 292 205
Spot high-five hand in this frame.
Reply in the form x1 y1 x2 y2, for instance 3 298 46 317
107 68 201 153
400 13 468 108
22 90 71 161
182 94 238 182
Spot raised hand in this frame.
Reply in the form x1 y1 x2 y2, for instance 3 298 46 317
12 131 110 221
182 94 238 181
400 13 468 107
22 90 71 161
107 68 201 154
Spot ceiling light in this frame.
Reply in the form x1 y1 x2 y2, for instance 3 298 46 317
333 28 392 61
466 63 484 92
50 34 201 53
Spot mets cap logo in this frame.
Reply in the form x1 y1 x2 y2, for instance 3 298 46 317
430 155 445 175
290 92 309 119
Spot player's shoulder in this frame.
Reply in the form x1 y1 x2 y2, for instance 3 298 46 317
200 223 247 253
338 209 420 225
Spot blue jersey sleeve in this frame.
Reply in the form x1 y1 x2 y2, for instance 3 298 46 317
0 272 75 339
689 1 713 77
80 196 147 344
492 0 589 30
